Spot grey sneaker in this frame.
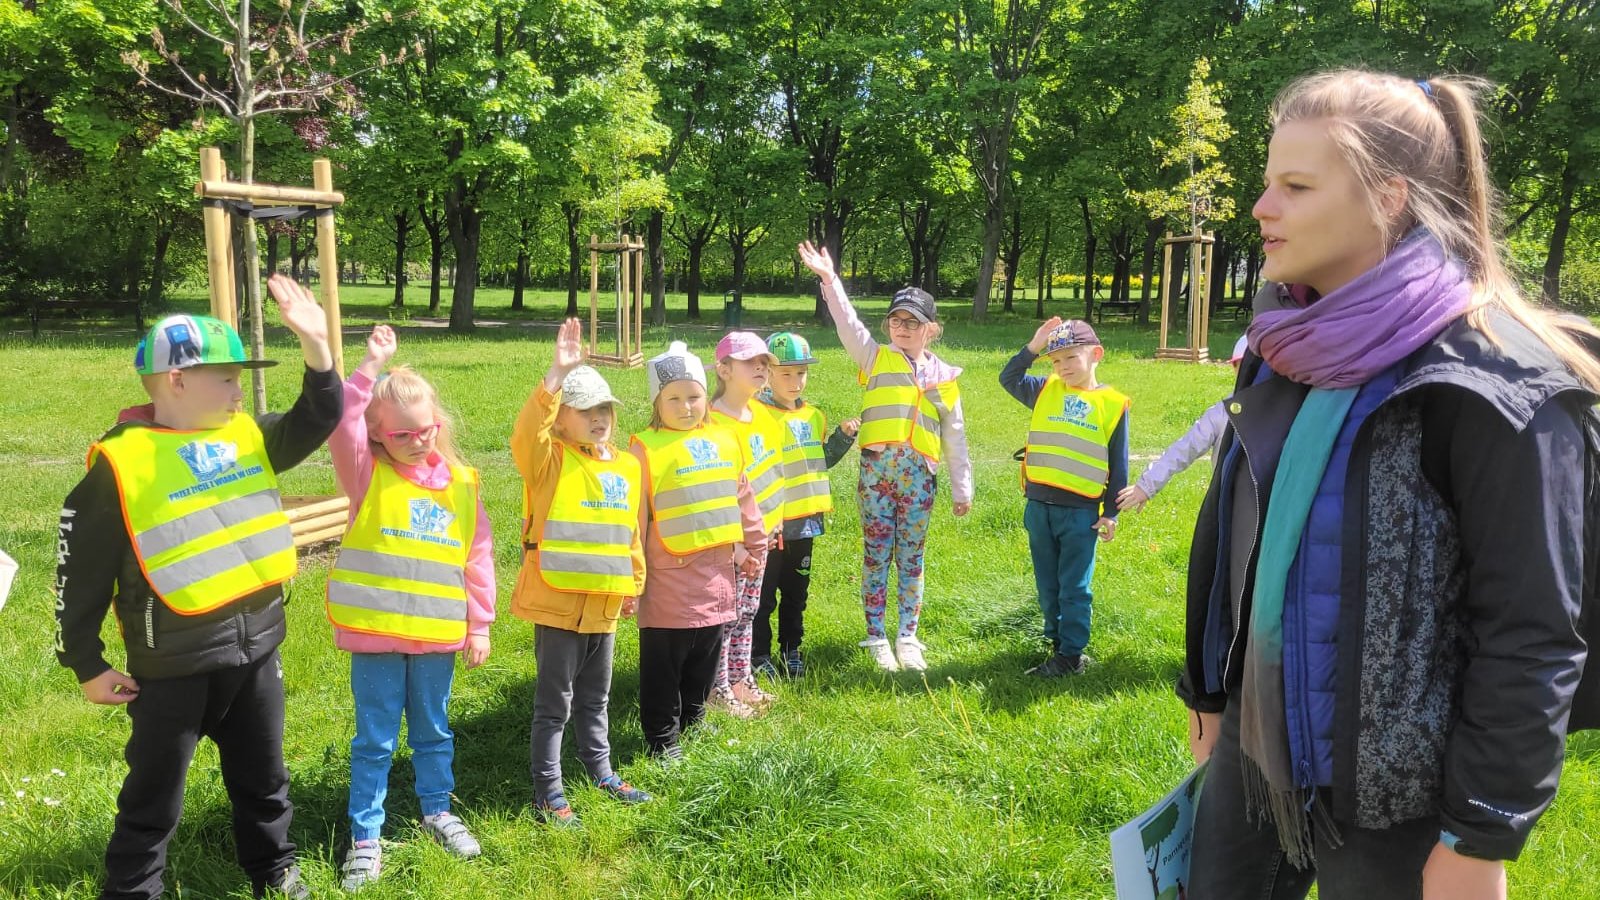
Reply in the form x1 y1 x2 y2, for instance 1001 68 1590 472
534 794 582 828
421 811 482 858
252 864 310 899
340 840 382 891
1026 653 1090 678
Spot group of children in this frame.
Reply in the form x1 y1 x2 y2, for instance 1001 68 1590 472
54 243 1230 898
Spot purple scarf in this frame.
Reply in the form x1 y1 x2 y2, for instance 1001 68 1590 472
1249 233 1473 388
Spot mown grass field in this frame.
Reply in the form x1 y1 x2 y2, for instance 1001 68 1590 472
1 284 1595 898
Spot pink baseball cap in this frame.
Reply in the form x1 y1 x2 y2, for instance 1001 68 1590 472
715 331 778 365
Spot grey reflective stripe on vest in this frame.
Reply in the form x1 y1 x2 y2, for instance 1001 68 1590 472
785 479 830 501
748 464 783 498
783 458 824 480
1027 430 1110 463
146 524 294 597
539 549 634 578
861 404 916 424
544 520 634 547
332 547 466 590
864 371 916 390
916 411 942 438
1026 448 1109 484
656 505 742 539
654 478 738 511
136 488 284 559
326 581 466 622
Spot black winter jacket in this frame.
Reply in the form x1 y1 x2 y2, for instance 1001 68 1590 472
54 367 342 682
1176 307 1599 861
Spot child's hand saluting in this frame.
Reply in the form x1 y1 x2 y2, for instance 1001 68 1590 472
1028 316 1063 355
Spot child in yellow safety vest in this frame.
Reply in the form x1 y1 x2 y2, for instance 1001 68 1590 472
630 341 768 761
510 317 651 828
998 317 1130 678
53 275 339 900
707 330 784 717
798 242 973 673
325 324 496 889
752 331 860 680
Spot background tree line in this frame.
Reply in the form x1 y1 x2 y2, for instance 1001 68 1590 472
2 0 1596 331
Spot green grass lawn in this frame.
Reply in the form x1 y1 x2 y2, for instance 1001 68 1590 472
1 285 1595 898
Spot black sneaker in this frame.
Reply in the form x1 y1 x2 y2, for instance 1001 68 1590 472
1026 653 1090 678
752 655 781 681
784 648 806 678
252 864 311 899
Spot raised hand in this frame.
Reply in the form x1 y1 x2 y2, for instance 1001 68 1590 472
797 241 836 281
1028 316 1064 354
266 273 334 372
357 325 397 379
544 317 587 391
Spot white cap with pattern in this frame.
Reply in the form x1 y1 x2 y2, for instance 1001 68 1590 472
646 341 707 402
560 365 620 410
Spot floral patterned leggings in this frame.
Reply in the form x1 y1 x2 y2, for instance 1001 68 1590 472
858 444 936 640
714 554 767 691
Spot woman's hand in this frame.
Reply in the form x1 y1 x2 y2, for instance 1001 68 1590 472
1188 709 1221 763
1421 842 1506 900
797 241 837 281
1118 485 1150 513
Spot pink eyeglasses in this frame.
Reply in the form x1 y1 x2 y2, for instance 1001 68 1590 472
384 424 440 444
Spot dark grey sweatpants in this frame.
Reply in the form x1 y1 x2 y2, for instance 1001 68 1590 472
530 625 616 802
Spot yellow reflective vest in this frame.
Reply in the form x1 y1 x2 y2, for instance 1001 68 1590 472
857 349 960 462
1022 378 1130 498
632 425 744 555
90 414 297 615
534 445 642 596
710 403 786 534
759 401 832 519
326 460 478 644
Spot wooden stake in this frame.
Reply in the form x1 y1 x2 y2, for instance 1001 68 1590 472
200 148 237 329
312 159 344 376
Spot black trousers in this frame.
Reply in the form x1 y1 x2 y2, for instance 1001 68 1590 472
103 649 296 900
637 625 722 754
1187 700 1438 900
753 537 813 660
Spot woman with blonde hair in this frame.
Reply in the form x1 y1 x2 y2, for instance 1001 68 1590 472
1178 70 1600 899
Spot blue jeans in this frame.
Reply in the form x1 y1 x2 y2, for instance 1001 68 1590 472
348 652 457 841
1023 500 1100 656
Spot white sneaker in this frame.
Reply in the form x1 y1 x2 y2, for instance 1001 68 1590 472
895 637 928 671
860 637 900 671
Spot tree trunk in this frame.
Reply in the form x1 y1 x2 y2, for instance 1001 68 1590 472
266 230 280 279
814 202 848 323
445 179 482 333
1110 226 1131 306
1078 197 1097 321
1136 218 1162 325
289 227 303 281
1542 162 1577 304
1035 212 1052 319
419 202 444 316
973 191 1004 321
563 201 582 318
512 249 529 311
1243 245 1261 307
391 211 409 308
648 209 667 325
687 240 704 319
146 220 172 306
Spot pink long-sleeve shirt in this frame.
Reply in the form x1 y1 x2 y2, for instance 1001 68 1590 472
328 369 496 654
822 277 974 504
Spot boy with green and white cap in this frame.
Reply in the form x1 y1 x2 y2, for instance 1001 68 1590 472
753 331 859 678
54 274 341 899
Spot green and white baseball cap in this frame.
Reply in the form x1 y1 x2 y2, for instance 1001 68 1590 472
766 331 818 366
134 315 277 375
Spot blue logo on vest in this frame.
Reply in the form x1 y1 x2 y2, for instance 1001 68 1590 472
408 499 455 535
177 440 238 482
685 438 720 466
788 420 815 444
749 433 771 463
1060 395 1092 425
599 472 630 506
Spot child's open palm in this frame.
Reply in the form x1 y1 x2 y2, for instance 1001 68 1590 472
797 241 836 281
553 317 585 373
267 273 328 343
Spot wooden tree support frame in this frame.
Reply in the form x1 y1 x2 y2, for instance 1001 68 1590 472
1156 228 1216 363
196 146 349 548
587 233 646 368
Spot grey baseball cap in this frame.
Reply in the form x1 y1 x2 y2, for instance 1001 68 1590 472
560 365 620 410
